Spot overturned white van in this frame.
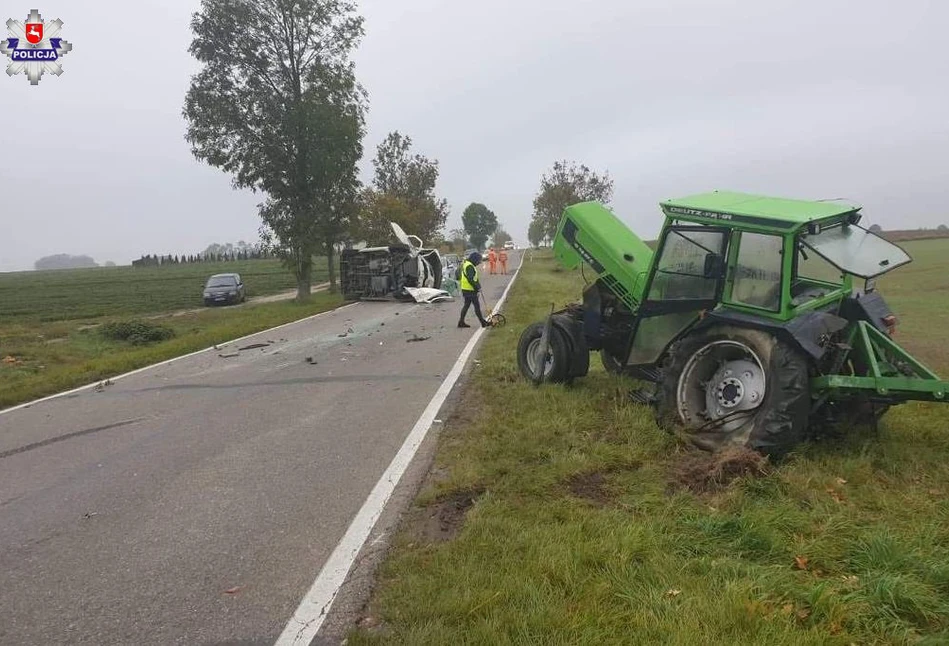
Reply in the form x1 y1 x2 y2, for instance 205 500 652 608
339 223 445 301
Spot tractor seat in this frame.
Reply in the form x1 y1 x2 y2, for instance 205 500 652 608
790 282 827 307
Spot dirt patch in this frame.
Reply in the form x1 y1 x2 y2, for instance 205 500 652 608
670 447 770 494
413 487 485 543
440 389 484 432
565 471 615 506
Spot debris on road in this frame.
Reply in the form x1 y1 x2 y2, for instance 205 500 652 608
305 357 318 365
218 352 240 359
93 379 115 392
404 287 453 304
82 512 98 519
238 342 270 351
222 586 244 595
407 334 431 343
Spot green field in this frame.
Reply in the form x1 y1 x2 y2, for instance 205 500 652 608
351 240 949 645
0 258 337 409
0 258 329 323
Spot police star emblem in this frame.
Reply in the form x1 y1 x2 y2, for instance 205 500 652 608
2 9 73 85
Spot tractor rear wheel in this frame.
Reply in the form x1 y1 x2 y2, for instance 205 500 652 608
518 322 571 383
656 325 810 458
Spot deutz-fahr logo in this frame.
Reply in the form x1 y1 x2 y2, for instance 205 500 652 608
1 9 73 85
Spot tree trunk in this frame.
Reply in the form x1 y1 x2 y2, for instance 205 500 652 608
296 256 313 302
326 243 338 294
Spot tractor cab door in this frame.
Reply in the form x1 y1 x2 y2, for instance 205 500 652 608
620 226 729 368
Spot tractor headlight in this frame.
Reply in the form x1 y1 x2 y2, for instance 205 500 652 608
864 278 876 293
228 290 237 296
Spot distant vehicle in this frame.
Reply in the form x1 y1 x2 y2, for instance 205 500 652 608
442 253 460 273
503 240 516 250
203 273 245 306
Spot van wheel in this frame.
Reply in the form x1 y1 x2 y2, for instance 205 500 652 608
656 325 810 458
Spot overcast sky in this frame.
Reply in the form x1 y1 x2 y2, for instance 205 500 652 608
2 0 947 271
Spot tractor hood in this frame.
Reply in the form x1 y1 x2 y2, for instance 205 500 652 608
801 223 911 279
553 202 655 309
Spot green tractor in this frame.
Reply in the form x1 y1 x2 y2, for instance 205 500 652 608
517 191 949 457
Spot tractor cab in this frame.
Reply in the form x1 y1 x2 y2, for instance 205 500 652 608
656 191 909 316
622 192 911 367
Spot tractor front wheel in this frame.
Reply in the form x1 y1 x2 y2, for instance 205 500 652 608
656 325 810 458
518 322 571 383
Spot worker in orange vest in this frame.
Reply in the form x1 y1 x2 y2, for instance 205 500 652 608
498 247 508 274
487 247 497 275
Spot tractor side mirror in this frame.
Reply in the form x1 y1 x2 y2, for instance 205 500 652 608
703 253 725 279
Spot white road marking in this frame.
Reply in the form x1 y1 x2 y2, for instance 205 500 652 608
0 303 360 416
274 254 524 646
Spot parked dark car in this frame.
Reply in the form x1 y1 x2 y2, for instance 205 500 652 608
203 273 245 306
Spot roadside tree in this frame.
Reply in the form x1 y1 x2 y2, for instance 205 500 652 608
531 160 614 242
184 0 365 299
356 132 449 245
462 203 498 251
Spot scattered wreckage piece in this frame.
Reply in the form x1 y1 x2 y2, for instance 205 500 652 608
403 287 453 304
340 222 445 302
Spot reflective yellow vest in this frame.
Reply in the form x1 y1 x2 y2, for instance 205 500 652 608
459 259 478 292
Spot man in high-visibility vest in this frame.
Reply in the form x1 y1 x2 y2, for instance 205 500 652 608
458 251 490 328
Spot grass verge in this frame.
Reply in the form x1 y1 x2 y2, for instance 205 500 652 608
349 250 949 645
0 293 343 409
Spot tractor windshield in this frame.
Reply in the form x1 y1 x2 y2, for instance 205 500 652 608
648 228 726 301
802 224 910 279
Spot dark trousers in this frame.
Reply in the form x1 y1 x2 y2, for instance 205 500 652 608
459 290 487 324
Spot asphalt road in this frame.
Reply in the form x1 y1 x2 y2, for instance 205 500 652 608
0 257 519 646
